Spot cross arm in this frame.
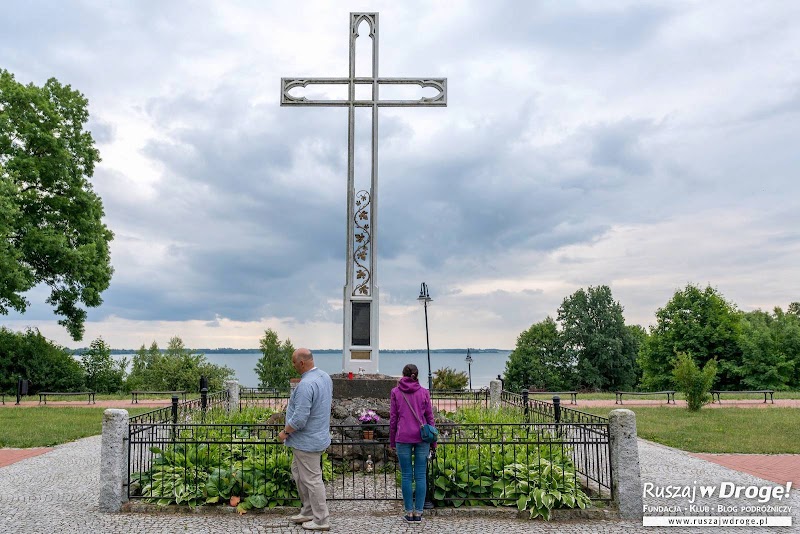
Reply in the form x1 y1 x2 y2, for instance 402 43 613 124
281 77 447 106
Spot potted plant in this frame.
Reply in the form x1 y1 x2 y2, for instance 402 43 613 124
358 409 380 439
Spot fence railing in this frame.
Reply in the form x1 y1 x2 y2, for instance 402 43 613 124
499 390 612 499
127 419 611 505
430 388 489 412
239 387 290 411
129 390 229 428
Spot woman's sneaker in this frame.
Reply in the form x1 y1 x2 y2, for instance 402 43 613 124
403 514 415 522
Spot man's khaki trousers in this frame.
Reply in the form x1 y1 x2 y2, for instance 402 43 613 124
291 448 330 524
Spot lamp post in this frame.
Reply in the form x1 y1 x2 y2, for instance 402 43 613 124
417 282 433 390
465 348 473 391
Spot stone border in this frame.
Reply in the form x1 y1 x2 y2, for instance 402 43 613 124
121 501 618 521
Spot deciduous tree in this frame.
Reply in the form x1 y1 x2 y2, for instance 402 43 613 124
639 284 742 390
557 286 639 390
80 336 125 393
254 329 297 391
736 307 798 390
125 337 233 392
0 70 113 340
504 317 573 392
432 366 469 390
0 327 84 393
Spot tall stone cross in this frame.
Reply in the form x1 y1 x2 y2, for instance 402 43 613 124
280 12 447 374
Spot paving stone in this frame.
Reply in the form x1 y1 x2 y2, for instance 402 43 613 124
0 435 798 533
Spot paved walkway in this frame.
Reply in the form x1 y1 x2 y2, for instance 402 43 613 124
692 453 800 487
0 435 798 533
0 448 53 468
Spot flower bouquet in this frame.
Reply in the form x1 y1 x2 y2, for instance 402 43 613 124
358 409 380 440
358 409 381 427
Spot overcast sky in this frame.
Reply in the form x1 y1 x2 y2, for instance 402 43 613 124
3 1 799 350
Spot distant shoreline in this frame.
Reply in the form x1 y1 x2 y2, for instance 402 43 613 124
72 348 510 355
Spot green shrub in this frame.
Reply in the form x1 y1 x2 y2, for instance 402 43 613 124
672 352 717 411
81 337 126 393
0 327 85 393
126 337 234 392
433 366 469 390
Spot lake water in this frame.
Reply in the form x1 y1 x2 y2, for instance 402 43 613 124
203 351 511 389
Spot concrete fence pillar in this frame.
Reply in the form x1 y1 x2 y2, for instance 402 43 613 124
225 380 239 413
99 409 129 512
609 409 643 520
489 380 501 409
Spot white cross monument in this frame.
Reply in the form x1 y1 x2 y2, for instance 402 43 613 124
280 12 447 374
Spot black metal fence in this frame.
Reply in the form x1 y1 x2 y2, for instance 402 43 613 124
125 388 612 508
128 390 229 427
239 387 290 411
127 422 402 503
430 388 489 412
499 389 612 500
128 423 611 506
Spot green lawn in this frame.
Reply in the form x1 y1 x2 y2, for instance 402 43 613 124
527 391 800 401
579 406 800 454
0 407 152 448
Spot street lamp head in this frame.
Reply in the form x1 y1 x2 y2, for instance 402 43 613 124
417 282 432 304
465 347 473 363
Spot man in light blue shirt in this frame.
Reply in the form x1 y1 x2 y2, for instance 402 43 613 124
278 348 332 531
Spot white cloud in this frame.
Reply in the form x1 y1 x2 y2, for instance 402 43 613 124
2 1 799 350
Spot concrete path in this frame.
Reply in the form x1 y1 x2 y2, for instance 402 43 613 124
1 435 798 533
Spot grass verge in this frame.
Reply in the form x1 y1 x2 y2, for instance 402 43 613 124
527 391 800 401
579 406 800 454
0 407 152 448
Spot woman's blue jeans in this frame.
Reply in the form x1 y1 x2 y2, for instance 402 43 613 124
395 442 430 513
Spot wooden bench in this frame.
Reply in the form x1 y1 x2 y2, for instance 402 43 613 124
130 390 188 404
38 392 96 404
528 391 578 404
711 390 774 404
615 391 676 404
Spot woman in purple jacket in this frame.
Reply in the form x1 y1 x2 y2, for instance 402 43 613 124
390 364 435 522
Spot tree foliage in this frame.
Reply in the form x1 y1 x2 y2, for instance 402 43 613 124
126 337 234 392
80 337 126 393
254 329 297 391
0 327 84 393
735 307 799 390
672 352 717 411
639 284 742 390
0 70 113 341
432 366 469 390
557 285 639 390
504 317 573 392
